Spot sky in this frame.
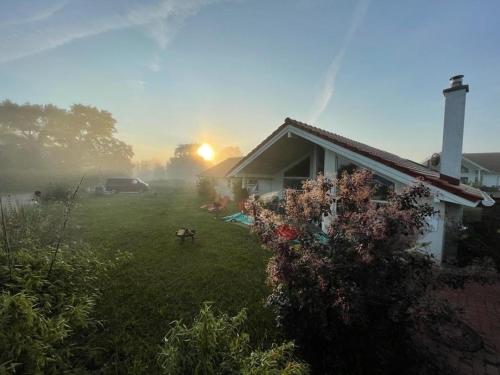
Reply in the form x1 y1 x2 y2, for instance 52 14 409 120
1 0 499 163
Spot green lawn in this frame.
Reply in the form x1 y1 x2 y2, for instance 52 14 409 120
72 182 276 374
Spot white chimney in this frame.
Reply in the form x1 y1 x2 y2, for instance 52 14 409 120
440 75 469 185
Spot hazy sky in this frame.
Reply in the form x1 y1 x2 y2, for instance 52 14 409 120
1 0 499 162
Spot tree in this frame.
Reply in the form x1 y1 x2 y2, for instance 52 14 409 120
165 143 210 181
246 170 456 374
0 100 133 179
214 145 242 163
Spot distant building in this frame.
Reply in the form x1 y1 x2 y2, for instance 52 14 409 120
424 153 500 188
198 157 243 199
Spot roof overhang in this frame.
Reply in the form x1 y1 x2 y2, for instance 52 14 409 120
229 120 492 208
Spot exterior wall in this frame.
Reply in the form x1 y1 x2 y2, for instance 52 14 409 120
243 178 274 194
429 158 500 187
441 87 467 181
257 179 273 194
442 203 463 262
272 175 283 191
483 173 500 187
419 200 446 263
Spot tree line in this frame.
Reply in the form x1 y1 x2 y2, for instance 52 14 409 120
0 100 133 190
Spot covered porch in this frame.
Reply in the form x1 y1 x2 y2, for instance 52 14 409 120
233 130 399 199
228 124 446 262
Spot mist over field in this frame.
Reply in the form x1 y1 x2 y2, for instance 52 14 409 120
0 100 242 193
1 1 500 374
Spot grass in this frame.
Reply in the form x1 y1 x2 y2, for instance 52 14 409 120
72 182 276 374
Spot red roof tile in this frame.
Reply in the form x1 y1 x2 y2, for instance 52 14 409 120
228 117 487 204
199 157 243 178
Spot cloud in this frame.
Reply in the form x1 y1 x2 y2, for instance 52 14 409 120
148 54 162 72
0 1 68 26
309 0 370 124
126 79 146 91
0 0 227 64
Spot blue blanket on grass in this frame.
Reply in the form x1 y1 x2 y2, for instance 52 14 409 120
222 212 254 226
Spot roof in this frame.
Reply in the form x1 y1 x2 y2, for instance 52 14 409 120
228 117 491 204
199 157 243 178
463 153 500 173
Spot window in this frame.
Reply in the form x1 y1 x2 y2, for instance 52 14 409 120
461 166 469 173
246 179 258 193
372 174 394 201
284 157 310 177
460 177 469 184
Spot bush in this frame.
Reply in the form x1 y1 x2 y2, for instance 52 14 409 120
232 178 249 203
41 183 73 203
0 245 130 373
197 177 216 201
158 303 309 374
457 222 500 270
246 171 454 374
0 201 130 373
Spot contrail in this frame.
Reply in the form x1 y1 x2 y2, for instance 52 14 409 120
309 0 370 124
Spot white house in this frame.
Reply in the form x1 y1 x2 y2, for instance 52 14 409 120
424 152 500 188
227 75 495 264
198 157 243 199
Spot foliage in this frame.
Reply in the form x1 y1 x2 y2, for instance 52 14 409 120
232 178 249 204
0 204 130 374
246 170 453 374
215 146 242 163
135 160 166 181
0 100 133 191
41 183 73 203
165 143 211 181
0 185 129 373
158 303 309 375
0 201 63 250
197 177 217 201
457 218 500 270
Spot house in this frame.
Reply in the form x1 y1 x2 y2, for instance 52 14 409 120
227 75 495 264
424 152 500 188
198 157 243 199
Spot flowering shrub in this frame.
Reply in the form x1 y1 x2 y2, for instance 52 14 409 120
247 170 451 374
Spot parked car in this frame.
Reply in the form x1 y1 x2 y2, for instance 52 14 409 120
105 178 149 193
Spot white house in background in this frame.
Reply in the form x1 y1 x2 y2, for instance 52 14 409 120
198 157 243 199
227 75 495 264
424 152 500 188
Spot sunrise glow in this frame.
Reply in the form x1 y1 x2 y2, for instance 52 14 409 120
197 143 215 161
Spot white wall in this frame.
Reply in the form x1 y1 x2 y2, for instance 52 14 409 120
483 173 500 187
419 200 446 263
257 179 273 194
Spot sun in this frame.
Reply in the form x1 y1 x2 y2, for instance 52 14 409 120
197 143 214 161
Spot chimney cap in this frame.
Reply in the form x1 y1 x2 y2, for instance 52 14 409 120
443 74 469 94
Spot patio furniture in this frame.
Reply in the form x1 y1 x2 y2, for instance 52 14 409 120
176 228 196 242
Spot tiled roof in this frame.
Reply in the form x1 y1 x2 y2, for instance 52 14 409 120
199 157 243 178
464 153 500 174
228 117 488 203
